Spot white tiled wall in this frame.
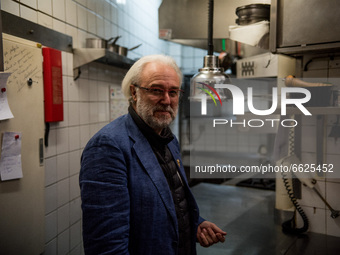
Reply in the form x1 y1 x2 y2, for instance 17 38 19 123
1 0 207 254
297 114 340 237
296 56 340 237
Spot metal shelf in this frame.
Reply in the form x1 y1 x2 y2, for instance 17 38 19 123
73 48 135 69
1 11 72 53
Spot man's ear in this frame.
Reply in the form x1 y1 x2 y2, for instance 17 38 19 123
130 85 137 102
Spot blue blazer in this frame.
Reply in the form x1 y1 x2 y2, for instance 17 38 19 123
80 113 204 255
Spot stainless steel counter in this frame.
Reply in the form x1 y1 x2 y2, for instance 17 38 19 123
191 183 340 255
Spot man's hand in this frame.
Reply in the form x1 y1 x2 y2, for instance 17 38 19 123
197 221 226 247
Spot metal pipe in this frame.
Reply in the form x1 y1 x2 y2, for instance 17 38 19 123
312 187 339 219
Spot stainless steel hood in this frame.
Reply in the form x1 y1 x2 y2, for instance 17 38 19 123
158 0 270 52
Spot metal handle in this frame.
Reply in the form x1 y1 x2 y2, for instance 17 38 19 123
312 187 339 219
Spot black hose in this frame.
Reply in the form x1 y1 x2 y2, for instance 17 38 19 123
208 0 214 55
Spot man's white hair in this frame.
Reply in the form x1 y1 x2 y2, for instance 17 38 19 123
121 54 183 101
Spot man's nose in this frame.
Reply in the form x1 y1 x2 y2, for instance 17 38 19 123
160 91 171 104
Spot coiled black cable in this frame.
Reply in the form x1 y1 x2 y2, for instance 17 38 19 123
281 171 309 234
281 123 309 234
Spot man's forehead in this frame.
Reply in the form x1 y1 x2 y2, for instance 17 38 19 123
141 63 180 86
142 61 173 73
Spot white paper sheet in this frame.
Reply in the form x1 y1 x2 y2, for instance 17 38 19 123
110 86 128 121
0 132 23 181
0 72 14 120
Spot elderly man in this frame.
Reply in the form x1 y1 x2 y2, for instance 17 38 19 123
79 54 226 255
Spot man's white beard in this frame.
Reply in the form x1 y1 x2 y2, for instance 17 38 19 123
136 93 178 131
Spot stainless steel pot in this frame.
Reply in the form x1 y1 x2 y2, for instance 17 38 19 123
86 37 114 48
118 44 142 56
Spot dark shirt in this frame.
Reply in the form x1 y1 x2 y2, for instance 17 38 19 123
129 105 192 255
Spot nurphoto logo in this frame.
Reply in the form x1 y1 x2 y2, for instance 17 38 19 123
194 83 311 116
192 83 312 128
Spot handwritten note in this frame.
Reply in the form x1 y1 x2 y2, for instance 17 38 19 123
0 132 23 181
3 43 42 93
0 72 14 120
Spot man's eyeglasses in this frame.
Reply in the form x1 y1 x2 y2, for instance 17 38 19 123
133 84 184 97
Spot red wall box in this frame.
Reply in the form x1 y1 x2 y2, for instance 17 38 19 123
42 47 63 122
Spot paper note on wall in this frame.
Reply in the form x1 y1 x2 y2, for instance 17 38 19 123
3 40 42 93
0 132 23 181
110 86 128 121
0 72 14 120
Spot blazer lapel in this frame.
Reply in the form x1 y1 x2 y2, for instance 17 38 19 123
126 115 178 232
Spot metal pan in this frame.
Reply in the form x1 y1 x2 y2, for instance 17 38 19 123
118 44 142 56
107 36 121 52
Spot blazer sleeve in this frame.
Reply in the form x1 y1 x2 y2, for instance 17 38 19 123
79 134 130 255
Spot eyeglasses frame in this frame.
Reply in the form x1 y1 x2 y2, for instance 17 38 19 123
132 84 184 97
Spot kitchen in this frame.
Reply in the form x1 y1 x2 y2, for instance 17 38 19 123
0 0 339 254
